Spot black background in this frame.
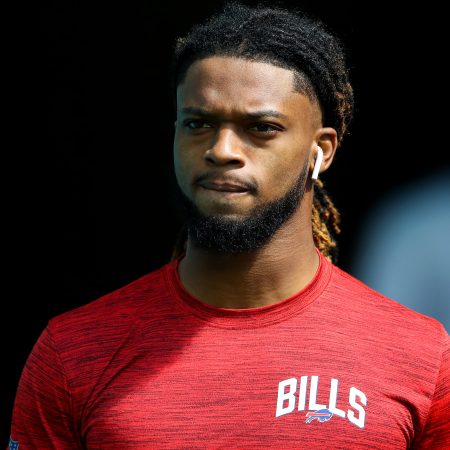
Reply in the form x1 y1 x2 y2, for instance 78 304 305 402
4 0 449 441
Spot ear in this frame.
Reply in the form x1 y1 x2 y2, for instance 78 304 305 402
310 127 338 176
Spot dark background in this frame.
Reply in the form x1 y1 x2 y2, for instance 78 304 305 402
4 0 448 441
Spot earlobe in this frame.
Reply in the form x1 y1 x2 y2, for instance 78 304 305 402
311 146 323 180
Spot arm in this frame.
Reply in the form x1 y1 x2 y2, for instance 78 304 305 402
413 330 450 449
9 326 82 449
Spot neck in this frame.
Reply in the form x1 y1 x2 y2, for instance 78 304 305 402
177 199 320 309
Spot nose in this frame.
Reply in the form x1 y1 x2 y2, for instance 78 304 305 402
204 127 245 167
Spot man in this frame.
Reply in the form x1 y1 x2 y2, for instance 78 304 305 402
9 1 449 448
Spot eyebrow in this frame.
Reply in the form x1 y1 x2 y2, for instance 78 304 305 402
180 107 288 120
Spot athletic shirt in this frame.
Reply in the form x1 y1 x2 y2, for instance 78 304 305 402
9 251 450 449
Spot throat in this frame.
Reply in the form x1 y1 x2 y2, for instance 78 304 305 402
177 241 320 309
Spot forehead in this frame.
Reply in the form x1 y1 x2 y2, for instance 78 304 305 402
177 56 315 119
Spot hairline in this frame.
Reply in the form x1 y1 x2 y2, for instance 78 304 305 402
174 54 323 119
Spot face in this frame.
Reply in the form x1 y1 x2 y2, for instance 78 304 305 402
173 56 323 252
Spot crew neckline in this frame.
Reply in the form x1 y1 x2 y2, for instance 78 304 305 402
163 248 333 329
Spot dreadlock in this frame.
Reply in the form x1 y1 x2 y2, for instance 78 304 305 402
170 0 353 263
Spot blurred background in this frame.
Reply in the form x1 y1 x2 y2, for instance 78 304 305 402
4 0 449 440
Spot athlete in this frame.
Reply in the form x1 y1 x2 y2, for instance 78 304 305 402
9 1 449 448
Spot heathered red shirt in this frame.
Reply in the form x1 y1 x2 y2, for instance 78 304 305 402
9 251 449 449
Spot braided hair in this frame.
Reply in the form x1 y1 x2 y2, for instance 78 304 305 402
170 1 354 263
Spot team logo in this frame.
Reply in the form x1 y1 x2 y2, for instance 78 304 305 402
305 408 333 423
9 436 19 450
275 375 367 428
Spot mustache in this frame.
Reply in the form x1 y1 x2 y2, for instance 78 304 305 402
194 171 258 194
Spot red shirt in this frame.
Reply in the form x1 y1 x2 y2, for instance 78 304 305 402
10 251 449 448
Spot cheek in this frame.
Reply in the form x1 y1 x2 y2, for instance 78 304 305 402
269 168 297 198
173 137 208 201
259 150 307 199
173 144 191 194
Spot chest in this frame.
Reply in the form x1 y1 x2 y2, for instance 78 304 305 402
80 333 422 449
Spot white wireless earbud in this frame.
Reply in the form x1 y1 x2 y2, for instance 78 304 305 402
311 146 323 180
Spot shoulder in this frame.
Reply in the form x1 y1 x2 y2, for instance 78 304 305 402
19 261 176 420
46 261 173 349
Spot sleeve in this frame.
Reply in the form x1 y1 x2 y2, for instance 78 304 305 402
9 326 82 449
413 330 450 449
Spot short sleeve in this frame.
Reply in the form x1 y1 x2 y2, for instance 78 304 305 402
413 330 450 449
9 326 81 448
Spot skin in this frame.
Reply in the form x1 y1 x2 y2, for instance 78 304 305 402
173 56 337 309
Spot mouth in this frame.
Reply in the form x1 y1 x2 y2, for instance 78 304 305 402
198 181 249 194
198 186 250 199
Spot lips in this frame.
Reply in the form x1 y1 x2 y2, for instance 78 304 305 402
198 180 249 193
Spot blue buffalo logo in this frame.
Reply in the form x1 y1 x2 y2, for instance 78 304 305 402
9 436 19 450
305 408 333 423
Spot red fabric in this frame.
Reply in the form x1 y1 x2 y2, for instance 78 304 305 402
10 252 449 449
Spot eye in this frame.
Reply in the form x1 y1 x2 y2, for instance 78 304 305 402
248 123 281 135
184 120 213 130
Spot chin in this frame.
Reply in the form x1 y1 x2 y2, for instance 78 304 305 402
195 199 255 218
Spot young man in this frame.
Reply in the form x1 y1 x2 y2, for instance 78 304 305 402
9 1 449 448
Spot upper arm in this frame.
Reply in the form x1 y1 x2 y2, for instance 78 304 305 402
9 326 81 449
413 331 450 449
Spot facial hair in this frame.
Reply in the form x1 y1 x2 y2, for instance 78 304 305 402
177 159 310 254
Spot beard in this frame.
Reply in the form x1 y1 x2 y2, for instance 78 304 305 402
176 160 309 254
